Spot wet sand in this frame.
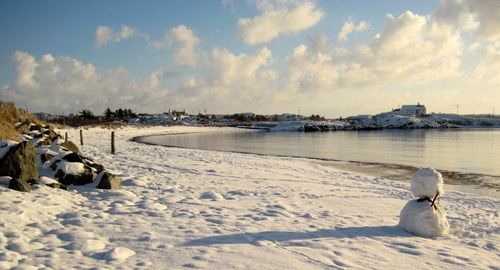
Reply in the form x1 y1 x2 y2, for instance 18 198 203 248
323 159 500 199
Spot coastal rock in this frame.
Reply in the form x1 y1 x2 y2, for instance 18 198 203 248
15 123 31 134
0 141 38 192
84 158 105 173
40 152 55 163
96 172 122 189
45 182 69 190
61 140 83 156
61 152 84 163
43 129 59 141
55 163 96 186
39 176 68 190
29 123 42 132
8 178 33 192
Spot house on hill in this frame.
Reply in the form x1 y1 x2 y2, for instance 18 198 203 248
398 104 427 116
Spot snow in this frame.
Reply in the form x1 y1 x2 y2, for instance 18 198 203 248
104 247 136 261
57 161 85 175
0 140 19 160
400 168 449 238
255 113 500 131
0 125 498 269
411 167 444 198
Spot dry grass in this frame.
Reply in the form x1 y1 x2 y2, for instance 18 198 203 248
0 101 41 141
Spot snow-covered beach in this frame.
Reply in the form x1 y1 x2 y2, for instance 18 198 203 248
1 126 498 269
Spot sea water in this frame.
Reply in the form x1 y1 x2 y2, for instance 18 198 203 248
140 128 500 198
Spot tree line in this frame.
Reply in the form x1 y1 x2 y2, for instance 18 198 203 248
78 108 137 120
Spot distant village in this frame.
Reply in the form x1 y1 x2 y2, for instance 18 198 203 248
34 104 500 130
34 108 323 126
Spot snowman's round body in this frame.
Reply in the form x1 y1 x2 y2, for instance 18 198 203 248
399 200 449 237
399 167 450 237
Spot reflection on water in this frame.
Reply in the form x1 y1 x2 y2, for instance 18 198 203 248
140 128 500 198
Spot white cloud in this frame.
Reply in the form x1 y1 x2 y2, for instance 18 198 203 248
95 25 141 49
467 42 481 53
434 0 500 41
95 26 114 49
337 19 369 42
307 33 329 54
281 9 464 104
119 25 137 39
470 43 500 85
466 0 500 41
237 2 324 45
151 25 201 66
170 47 278 112
12 51 39 88
168 25 201 66
1 51 170 113
248 0 305 11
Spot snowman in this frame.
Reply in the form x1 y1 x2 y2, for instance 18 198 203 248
399 167 450 238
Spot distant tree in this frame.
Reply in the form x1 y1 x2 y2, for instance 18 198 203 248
79 109 95 119
116 108 124 118
127 109 137 118
104 108 113 119
254 115 268 121
310 114 325 121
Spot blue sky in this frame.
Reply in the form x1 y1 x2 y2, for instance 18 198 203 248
0 0 498 117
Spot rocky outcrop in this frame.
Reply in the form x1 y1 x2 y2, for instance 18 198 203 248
96 172 122 189
1 122 122 192
55 163 97 186
61 140 83 156
0 141 38 191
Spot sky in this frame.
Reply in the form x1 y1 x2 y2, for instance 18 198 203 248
0 0 499 117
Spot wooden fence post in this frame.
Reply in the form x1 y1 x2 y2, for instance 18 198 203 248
80 129 83 146
65 132 68 141
111 131 115 154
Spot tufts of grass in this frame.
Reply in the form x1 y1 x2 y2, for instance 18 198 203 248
0 101 41 141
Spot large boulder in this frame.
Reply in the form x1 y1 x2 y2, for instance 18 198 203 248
84 158 105 174
15 123 30 134
61 140 83 156
62 152 84 163
55 162 96 186
0 141 38 191
44 129 59 142
8 178 33 192
96 172 122 189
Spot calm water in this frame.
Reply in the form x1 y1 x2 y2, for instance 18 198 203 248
140 128 500 197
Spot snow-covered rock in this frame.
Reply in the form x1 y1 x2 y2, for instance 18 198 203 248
0 140 19 160
57 161 85 176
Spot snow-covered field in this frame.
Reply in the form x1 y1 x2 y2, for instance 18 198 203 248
1 126 498 269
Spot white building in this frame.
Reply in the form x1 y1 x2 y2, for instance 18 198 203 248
400 104 426 116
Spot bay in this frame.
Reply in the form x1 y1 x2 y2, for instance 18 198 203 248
139 128 500 198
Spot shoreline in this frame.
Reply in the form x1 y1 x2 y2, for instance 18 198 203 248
134 131 500 199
